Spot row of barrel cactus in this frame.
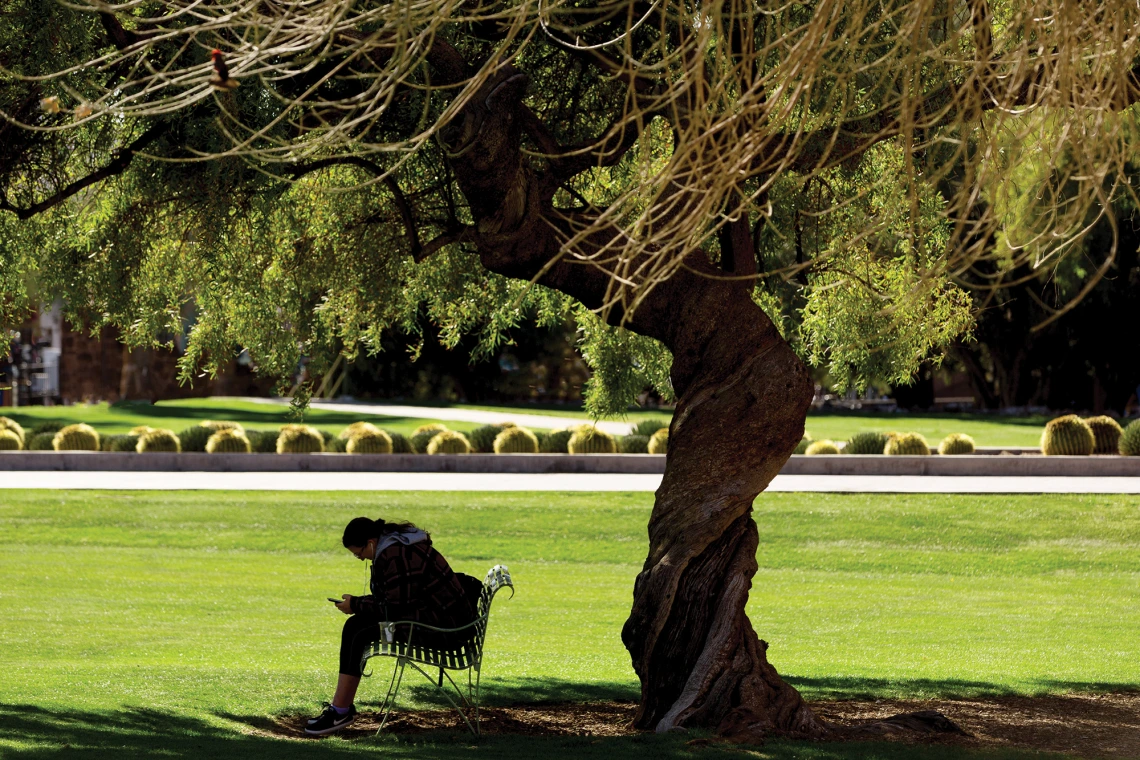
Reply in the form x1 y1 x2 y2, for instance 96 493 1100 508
1041 415 1140 456
797 431 977 456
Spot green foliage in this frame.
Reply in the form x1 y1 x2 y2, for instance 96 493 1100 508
884 432 931 456
1041 415 1094 456
539 429 573 453
0 416 25 444
938 433 976 455
568 427 617 454
631 418 670 437
137 428 181 453
411 424 449 454
338 422 380 440
205 429 252 454
0 429 21 451
805 440 840 455
27 432 56 451
53 424 99 451
276 424 324 454
426 430 470 454
326 436 348 453
30 421 68 436
493 427 538 454
385 430 414 454
575 307 674 418
619 434 649 454
844 431 889 455
793 435 813 454
105 434 141 452
346 430 393 454
646 428 668 455
470 423 516 453
177 426 214 453
1120 420 1140 456
247 430 280 453
1084 416 1123 455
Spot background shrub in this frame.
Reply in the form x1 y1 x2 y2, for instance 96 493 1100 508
347 430 393 454
1041 415 1094 456
793 435 812 454
647 429 668 455
0 429 21 451
247 430 280 453
938 433 976 455
30 421 67 436
470 423 516 453
493 427 538 454
426 430 471 454
884 433 930 456
632 418 670 437
805 440 840 455
178 426 214 452
53 424 99 451
326 436 348 453
28 432 56 451
106 434 141 452
1119 420 1140 456
277 424 325 454
206 429 252 454
0 416 25 446
540 429 573 453
385 431 414 454
844 432 888 455
137 428 181 453
1085 416 1123 455
568 427 617 454
619 434 650 453
411 424 449 454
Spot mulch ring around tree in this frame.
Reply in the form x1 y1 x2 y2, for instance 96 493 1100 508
259 693 1140 758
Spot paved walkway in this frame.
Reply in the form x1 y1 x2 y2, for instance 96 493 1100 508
2 472 1138 492
240 397 638 435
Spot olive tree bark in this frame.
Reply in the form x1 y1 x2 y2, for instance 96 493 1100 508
438 64 822 739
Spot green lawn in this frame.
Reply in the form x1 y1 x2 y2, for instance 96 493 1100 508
0 397 1056 447
2 489 1137 758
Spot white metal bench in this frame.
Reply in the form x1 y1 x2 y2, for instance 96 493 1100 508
360 564 513 736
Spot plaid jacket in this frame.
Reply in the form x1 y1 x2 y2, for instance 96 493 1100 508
350 537 474 640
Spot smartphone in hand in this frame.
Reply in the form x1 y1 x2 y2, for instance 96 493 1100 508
328 597 341 603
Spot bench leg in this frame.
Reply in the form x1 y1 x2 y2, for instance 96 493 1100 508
376 657 408 735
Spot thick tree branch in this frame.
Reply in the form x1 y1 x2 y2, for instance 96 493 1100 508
0 122 167 221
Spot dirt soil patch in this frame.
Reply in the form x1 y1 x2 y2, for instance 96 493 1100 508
260 693 1140 758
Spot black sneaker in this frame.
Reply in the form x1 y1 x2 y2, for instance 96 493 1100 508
306 702 333 726
304 703 356 736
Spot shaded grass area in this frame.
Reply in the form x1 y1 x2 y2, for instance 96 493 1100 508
1 489 1137 758
0 397 1056 446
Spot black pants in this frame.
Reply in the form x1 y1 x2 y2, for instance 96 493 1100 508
339 613 383 676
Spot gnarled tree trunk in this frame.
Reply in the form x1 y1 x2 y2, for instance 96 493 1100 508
444 63 822 740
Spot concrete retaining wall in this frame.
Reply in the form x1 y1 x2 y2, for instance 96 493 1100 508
1 451 1138 476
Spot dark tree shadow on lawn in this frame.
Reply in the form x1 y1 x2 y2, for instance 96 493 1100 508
0 701 1072 760
787 675 1140 701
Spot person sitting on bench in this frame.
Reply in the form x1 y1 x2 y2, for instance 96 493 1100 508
305 516 475 736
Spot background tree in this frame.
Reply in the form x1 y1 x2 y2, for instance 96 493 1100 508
3 0 1140 740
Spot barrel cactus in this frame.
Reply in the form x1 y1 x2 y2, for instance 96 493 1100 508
28 432 56 450
540 429 573 453
1119 420 1140 456
178 426 214 452
844 431 889 455
411 424 450 454
0 416 25 445
805 440 840 455
339 421 381 440
137 428 181 453
31 420 67 436
938 433 976 455
200 420 244 434
53 423 100 451
884 432 930 455
347 429 393 454
632 418 671 437
206 429 252 453
619 434 650 454
277 424 325 453
385 430 414 454
471 422 517 453
793 435 813 454
647 428 668 455
248 429 280 453
493 427 538 454
1084 416 1123 455
568 427 617 454
108 434 141 452
0 429 21 451
426 430 471 454
1041 415 1094 456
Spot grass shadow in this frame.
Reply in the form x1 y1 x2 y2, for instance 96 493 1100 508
787 675 1140 701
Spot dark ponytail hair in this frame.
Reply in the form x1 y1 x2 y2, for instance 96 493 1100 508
342 517 420 548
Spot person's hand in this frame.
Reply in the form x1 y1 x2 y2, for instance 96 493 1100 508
335 595 354 615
